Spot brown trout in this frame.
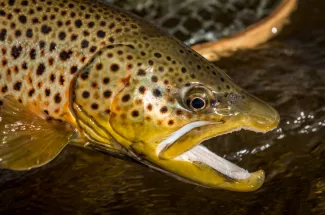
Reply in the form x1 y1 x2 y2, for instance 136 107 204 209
0 0 279 191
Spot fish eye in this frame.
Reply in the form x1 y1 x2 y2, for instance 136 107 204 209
191 97 206 110
182 85 212 112
186 95 207 111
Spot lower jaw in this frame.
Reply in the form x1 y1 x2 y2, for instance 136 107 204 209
175 144 251 180
131 141 265 192
173 144 265 191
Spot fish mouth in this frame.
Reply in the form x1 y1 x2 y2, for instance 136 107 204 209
145 109 279 192
157 121 252 181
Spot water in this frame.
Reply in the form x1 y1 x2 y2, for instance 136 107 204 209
109 0 279 45
1 0 325 214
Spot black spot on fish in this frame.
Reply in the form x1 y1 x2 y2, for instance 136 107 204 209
103 77 110 84
96 63 103 70
153 89 162 97
29 49 36 59
160 106 168 114
0 10 6 17
137 69 146 76
81 72 89 80
70 66 78 74
41 25 52 34
88 22 94 28
45 89 51 96
11 45 22 59
26 29 33 38
131 110 139 117
97 30 106 38
59 75 65 85
49 42 56 51
139 86 146 94
147 104 152 111
13 81 22 91
50 74 55 82
154 52 162 58
39 41 45 49
151 76 158 83
90 46 97 53
58 32 66 40
75 19 82 28
15 30 21 37
54 93 62 103
28 88 35 97
110 64 119 72
2 85 8 93
59 50 72 61
0 29 7 41
37 63 45 76
8 0 15 6
22 62 27 70
103 90 111 98
82 91 90 99
122 94 130 102
18 15 27 23
21 0 28 6
81 40 89 48
71 34 78 41
91 103 98 110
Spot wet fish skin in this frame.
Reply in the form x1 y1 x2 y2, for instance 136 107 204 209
0 0 154 121
0 0 279 191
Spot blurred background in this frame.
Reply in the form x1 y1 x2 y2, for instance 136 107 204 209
1 0 325 214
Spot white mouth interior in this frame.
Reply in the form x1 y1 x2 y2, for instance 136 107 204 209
157 121 251 180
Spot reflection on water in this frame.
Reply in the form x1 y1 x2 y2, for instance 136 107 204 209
1 0 325 214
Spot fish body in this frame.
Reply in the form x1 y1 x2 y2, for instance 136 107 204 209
0 0 152 122
0 0 280 191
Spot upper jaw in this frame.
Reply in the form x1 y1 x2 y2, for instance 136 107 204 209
157 98 280 160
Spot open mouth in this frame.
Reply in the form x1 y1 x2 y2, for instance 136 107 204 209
156 121 259 181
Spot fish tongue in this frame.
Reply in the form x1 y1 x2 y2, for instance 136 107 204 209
175 145 251 180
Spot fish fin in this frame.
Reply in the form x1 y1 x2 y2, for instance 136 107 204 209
0 96 74 170
69 134 131 161
87 142 132 161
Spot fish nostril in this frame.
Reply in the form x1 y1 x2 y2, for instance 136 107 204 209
210 99 218 107
227 93 240 104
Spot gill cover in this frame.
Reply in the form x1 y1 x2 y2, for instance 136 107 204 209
71 45 137 150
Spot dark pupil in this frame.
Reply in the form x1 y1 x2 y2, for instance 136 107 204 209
191 98 205 109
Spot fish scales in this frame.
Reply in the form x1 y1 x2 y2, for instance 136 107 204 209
0 0 158 120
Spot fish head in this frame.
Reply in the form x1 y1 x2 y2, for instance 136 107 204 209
71 39 279 192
